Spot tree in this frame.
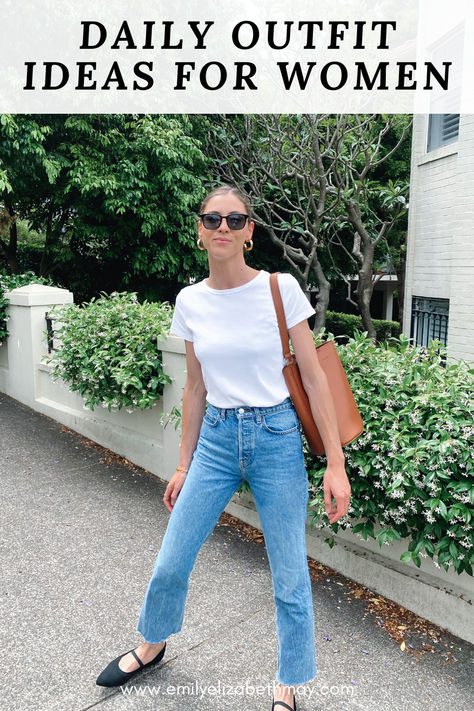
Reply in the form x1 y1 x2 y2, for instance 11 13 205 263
327 115 411 338
1 114 211 302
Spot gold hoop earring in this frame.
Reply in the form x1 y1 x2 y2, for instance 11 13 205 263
244 239 253 252
197 237 206 251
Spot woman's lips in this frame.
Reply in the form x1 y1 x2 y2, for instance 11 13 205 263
214 238 230 243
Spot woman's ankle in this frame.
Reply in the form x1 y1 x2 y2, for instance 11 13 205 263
143 639 166 649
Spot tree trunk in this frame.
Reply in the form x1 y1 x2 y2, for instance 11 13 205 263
346 204 378 341
311 257 330 335
357 269 377 340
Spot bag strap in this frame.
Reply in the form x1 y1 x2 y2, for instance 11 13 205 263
269 272 292 361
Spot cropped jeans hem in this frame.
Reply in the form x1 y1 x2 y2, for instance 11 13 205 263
275 670 318 687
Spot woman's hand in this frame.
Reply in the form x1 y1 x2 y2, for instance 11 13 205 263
323 462 351 524
163 469 188 512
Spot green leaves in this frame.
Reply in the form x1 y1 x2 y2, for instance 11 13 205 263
1 114 210 297
306 330 474 576
42 291 173 412
400 551 421 568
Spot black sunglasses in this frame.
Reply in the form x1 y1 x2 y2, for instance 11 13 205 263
199 213 249 230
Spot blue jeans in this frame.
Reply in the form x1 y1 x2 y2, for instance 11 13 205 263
136 397 317 686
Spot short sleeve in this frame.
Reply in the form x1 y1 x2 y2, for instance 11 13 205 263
170 291 194 341
278 273 315 329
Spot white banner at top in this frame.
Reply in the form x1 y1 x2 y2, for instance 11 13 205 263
0 0 472 113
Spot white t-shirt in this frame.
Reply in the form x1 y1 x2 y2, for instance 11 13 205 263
169 269 315 408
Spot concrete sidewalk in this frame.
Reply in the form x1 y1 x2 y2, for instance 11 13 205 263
1 392 472 711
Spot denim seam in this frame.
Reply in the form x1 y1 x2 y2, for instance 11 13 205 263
262 425 299 435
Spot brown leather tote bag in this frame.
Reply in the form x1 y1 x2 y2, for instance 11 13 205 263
270 272 364 455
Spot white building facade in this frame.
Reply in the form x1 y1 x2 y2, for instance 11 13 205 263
403 113 474 364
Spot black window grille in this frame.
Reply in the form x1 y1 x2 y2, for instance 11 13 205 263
410 296 449 363
45 311 55 353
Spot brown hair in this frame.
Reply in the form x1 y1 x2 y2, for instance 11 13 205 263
199 184 254 220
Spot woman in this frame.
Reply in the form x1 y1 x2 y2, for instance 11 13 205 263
96 185 351 710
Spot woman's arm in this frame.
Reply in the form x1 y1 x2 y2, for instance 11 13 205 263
289 319 351 524
163 340 207 512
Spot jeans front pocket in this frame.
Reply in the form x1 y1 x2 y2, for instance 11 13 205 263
262 408 300 435
203 409 219 427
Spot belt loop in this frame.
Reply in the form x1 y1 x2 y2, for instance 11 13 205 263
255 406 262 424
219 407 225 420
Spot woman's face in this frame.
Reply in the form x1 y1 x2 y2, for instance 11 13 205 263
198 193 254 259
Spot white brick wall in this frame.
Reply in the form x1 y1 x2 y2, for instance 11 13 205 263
404 114 474 364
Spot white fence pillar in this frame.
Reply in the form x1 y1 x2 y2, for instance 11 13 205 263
0 284 73 408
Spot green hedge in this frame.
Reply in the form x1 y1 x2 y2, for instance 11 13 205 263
325 309 401 342
42 291 174 412
304 330 474 576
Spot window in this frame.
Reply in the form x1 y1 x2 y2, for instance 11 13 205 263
410 296 449 352
427 114 460 152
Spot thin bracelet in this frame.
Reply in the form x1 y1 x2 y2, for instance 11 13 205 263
176 465 189 474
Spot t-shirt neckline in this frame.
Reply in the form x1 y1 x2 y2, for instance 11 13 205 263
202 269 266 294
